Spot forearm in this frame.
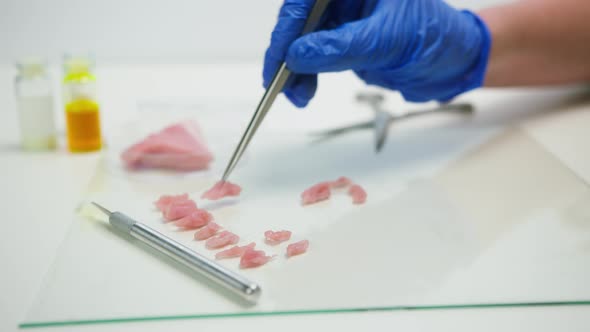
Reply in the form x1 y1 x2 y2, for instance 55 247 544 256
479 0 590 86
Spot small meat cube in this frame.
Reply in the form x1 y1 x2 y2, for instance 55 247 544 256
286 240 309 258
205 231 240 249
174 209 213 229
215 242 256 260
201 181 242 200
348 184 367 204
154 193 189 211
301 182 331 205
264 230 292 245
239 248 273 269
330 176 352 189
163 199 197 221
194 222 221 240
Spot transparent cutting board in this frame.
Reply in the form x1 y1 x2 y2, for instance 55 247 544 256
21 101 590 328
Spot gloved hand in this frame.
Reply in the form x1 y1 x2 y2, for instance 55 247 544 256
263 0 491 107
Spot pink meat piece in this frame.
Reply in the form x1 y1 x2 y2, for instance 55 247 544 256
205 231 240 249
154 193 189 211
201 181 242 200
174 209 213 229
163 199 197 221
286 240 309 258
194 222 221 240
121 120 213 171
264 230 292 245
215 242 256 260
301 182 331 205
348 184 367 204
330 176 352 189
239 248 273 269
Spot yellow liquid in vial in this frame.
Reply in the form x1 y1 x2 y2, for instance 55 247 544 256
65 99 102 152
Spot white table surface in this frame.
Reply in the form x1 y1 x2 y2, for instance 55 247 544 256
1 63 589 332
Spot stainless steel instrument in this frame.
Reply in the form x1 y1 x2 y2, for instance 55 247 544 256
91 202 261 304
310 92 475 151
221 0 332 181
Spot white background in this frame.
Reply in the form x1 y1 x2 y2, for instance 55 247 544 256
6 1 590 332
0 0 513 64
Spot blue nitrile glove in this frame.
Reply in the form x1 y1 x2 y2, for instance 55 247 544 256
263 0 491 107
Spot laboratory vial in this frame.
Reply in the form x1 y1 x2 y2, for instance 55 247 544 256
14 58 57 150
63 54 102 152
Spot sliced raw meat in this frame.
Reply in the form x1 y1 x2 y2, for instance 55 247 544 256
121 120 213 171
201 181 242 200
240 248 273 269
301 182 331 205
130 153 211 171
330 176 352 189
286 240 309 257
154 193 189 211
348 184 367 204
194 222 221 240
163 199 197 221
174 209 213 229
215 243 256 260
264 230 292 245
205 231 240 249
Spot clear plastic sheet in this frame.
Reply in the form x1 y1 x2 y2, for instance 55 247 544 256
21 103 590 328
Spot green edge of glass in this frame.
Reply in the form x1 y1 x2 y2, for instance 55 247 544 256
19 301 590 329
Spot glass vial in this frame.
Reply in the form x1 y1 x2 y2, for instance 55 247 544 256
63 54 102 152
14 58 57 150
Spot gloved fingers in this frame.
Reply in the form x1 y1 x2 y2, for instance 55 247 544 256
283 74 318 108
322 0 371 30
285 18 375 74
399 85 459 103
355 69 390 88
263 0 316 88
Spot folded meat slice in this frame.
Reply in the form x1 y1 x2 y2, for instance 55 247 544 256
348 184 367 204
154 193 189 212
121 120 213 171
205 231 240 249
286 240 309 258
174 209 213 229
301 182 331 205
201 181 242 200
194 222 221 240
264 230 292 245
239 248 273 269
163 199 198 221
301 178 367 205
215 243 256 260
330 176 352 189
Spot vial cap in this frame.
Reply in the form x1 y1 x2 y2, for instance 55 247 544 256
64 57 92 74
16 57 47 78
63 54 95 82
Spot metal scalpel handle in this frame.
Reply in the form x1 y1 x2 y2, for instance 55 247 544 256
129 222 261 303
92 203 261 304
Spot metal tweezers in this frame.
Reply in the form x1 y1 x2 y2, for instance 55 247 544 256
309 92 475 152
221 0 332 181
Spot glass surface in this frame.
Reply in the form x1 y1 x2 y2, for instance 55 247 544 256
21 102 590 328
